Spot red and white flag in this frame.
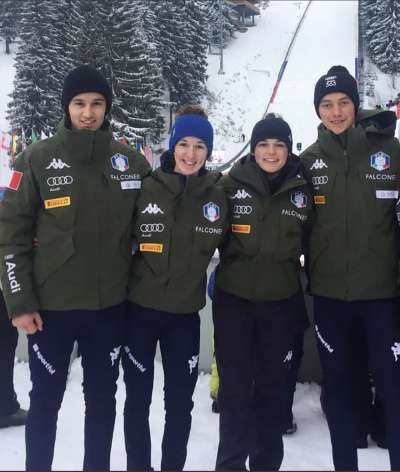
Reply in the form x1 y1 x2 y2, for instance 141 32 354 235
7 170 23 191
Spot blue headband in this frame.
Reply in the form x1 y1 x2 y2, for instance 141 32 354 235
169 114 214 159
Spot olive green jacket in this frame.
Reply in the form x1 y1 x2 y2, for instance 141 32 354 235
0 120 150 317
301 109 400 300
216 155 312 302
128 167 228 313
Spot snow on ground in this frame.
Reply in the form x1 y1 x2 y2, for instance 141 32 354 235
0 358 391 471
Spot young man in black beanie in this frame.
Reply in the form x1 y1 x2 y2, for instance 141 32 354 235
0 65 150 470
213 113 310 471
301 65 400 471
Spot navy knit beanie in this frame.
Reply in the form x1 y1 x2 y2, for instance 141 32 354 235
314 65 359 117
61 65 112 114
250 116 293 154
169 114 214 159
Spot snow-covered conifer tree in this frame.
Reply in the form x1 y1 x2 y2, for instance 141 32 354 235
0 0 21 54
8 0 68 136
362 0 400 75
108 0 165 142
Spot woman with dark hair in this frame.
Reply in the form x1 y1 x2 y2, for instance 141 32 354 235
123 105 228 471
213 113 311 471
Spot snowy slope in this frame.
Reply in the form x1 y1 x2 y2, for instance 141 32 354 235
206 0 358 163
0 1 393 470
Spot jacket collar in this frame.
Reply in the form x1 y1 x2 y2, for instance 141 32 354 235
228 154 306 196
151 165 220 198
56 118 112 164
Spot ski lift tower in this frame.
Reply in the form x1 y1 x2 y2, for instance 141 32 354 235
218 0 225 74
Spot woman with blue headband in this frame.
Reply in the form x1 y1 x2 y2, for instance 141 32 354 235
123 105 228 471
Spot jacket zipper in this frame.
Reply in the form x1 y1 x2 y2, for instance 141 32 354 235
344 148 350 299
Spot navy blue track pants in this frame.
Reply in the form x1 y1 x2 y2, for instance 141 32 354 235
25 304 126 471
314 296 400 471
123 302 200 471
213 289 307 471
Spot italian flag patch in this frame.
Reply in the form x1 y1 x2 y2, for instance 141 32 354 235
7 171 24 191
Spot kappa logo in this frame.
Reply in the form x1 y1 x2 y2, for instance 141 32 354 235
283 350 293 363
46 158 71 170
141 203 164 215
110 345 121 367
370 151 390 172
290 191 307 209
203 202 220 223
111 153 129 172
392 342 400 362
188 355 199 374
231 189 252 199
310 159 328 170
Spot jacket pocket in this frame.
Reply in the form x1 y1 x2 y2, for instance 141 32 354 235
33 236 75 285
309 229 330 273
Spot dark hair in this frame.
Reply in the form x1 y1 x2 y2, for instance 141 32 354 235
264 112 282 120
175 104 208 118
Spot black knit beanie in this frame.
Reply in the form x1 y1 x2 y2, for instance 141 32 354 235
250 115 293 154
314 65 359 117
61 65 112 114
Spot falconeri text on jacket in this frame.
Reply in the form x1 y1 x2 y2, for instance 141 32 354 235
0 120 151 317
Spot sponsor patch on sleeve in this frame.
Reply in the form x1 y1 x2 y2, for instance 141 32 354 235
7 170 24 191
376 190 399 199
139 243 163 253
231 224 251 234
121 180 141 190
44 196 71 209
314 195 326 205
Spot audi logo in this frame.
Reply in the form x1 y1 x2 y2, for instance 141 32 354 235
47 176 74 186
233 205 252 215
140 223 164 233
312 176 328 185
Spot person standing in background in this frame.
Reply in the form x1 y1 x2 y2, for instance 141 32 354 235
0 288 27 428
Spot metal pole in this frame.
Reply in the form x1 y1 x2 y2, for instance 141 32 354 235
218 0 224 74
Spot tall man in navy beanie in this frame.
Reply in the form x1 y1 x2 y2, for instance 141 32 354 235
0 65 150 470
301 65 400 471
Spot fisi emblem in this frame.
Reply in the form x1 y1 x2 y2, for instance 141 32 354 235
111 153 129 172
290 191 307 209
203 202 220 223
370 151 390 171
